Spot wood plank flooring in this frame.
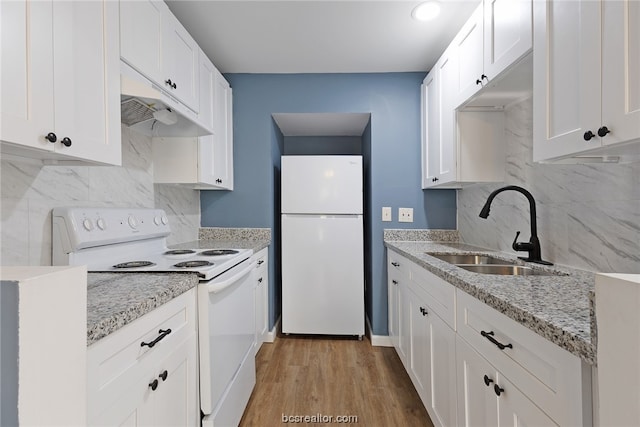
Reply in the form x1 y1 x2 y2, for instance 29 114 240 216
239 335 434 426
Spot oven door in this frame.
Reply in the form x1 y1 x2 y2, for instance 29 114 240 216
197 259 257 418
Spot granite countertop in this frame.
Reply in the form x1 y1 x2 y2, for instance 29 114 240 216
384 238 596 365
87 232 272 346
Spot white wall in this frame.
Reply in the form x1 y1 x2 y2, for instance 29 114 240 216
458 97 640 273
0 125 200 266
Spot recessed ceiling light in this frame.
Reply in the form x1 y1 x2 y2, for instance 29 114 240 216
412 1 441 22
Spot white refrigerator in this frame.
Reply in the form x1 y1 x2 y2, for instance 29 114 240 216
281 155 365 336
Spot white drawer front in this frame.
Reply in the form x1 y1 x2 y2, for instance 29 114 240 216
456 289 588 426
388 250 410 277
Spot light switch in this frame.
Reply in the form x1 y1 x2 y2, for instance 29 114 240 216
382 207 392 222
399 207 413 223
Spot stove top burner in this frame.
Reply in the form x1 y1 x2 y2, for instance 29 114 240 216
113 261 156 269
200 249 240 256
174 260 214 268
163 249 196 256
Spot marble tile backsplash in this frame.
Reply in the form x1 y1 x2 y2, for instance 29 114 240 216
458 97 640 274
0 125 200 266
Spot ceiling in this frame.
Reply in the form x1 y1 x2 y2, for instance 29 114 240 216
165 0 480 74
272 113 371 136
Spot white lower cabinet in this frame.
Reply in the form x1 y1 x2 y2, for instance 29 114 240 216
386 249 593 427
456 336 557 426
87 289 198 426
253 247 269 353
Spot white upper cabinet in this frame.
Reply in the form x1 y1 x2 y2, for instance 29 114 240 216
1 0 121 165
533 0 640 162
162 9 200 112
455 0 532 108
119 0 164 86
120 0 199 113
212 70 234 189
421 70 438 188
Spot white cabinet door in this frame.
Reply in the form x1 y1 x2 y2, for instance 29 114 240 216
119 0 164 85
213 71 234 189
483 0 532 81
533 0 601 161
52 0 121 165
387 270 400 349
1 0 121 165
253 248 269 353
454 4 484 105
456 336 500 427
197 53 218 186
397 280 411 370
421 70 439 189
0 0 54 152
162 10 199 112
409 291 430 401
428 309 457 427
497 374 558 427
601 0 640 146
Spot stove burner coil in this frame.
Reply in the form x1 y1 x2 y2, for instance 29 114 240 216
173 260 214 268
113 261 156 269
163 249 196 256
199 249 240 256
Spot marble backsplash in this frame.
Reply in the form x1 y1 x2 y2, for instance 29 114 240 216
458 97 640 274
0 125 200 266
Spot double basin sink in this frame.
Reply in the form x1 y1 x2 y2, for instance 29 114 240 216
427 253 558 276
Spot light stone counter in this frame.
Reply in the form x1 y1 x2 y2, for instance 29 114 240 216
385 235 596 365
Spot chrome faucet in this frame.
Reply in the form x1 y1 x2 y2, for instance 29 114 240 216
479 185 553 266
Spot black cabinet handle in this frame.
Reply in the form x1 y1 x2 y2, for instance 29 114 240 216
257 260 264 266
597 126 610 137
391 262 400 267
481 74 488 82
159 370 168 381
258 277 263 283
419 306 428 316
583 130 595 141
61 137 72 147
141 328 172 348
165 78 176 89
392 280 398 285
432 177 439 182
45 132 57 143
484 375 493 386
476 78 482 86
149 379 159 391
494 384 505 396
480 330 513 350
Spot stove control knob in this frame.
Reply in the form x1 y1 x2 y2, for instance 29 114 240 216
96 218 106 230
161 215 168 225
82 218 94 231
153 216 162 226
128 215 138 229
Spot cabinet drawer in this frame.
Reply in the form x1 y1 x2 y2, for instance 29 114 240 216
456 290 588 426
88 289 196 419
388 250 410 277
410 261 456 329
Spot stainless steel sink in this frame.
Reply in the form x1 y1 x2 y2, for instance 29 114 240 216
427 253 514 265
457 265 556 276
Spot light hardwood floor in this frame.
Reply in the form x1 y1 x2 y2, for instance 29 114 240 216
239 335 434 426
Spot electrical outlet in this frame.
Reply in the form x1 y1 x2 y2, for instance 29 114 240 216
382 207 392 222
399 207 413 223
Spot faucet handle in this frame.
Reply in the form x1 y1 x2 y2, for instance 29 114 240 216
512 231 533 252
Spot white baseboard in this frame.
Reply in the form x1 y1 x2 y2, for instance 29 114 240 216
264 316 281 343
366 315 393 347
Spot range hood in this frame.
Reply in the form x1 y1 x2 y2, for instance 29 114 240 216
120 62 213 138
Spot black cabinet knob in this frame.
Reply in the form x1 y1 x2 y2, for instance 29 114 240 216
476 78 482 86
149 379 159 391
45 132 57 143
165 78 176 89
597 126 610 137
61 137 72 147
159 370 168 381
483 375 493 386
481 74 488 82
583 130 595 141
494 384 505 396
419 306 428 316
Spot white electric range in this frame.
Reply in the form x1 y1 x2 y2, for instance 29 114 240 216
52 207 257 427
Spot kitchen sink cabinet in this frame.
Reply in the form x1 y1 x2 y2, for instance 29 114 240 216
87 289 198 426
0 0 121 166
533 0 640 162
253 248 269 354
454 0 532 108
152 66 234 190
120 0 199 113
456 336 557 427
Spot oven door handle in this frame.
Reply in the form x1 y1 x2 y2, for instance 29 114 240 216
206 260 257 294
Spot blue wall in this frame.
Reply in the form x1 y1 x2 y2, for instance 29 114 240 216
200 73 457 336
